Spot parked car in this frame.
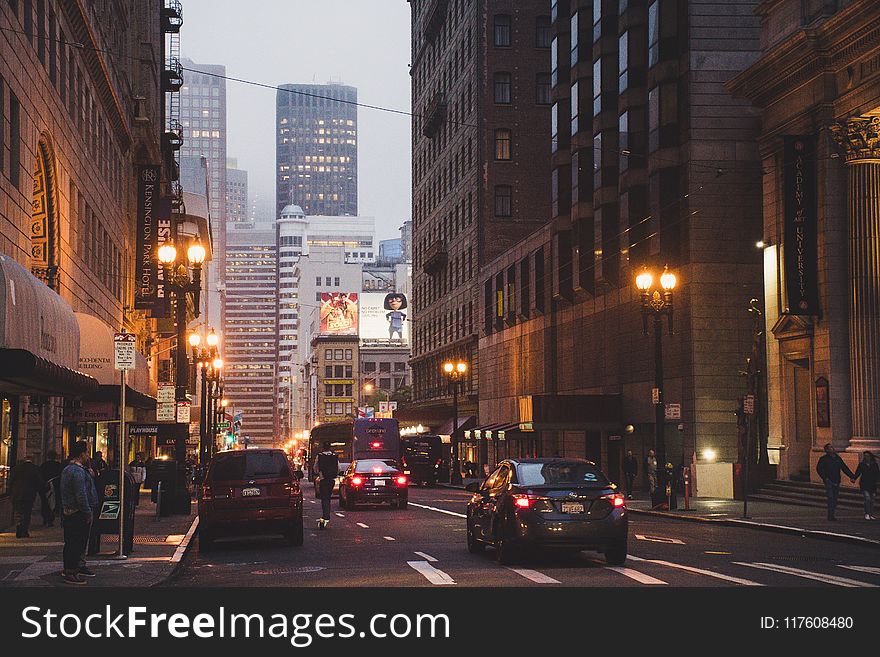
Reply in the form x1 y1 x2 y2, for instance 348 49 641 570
339 459 409 510
466 458 627 565
198 448 304 551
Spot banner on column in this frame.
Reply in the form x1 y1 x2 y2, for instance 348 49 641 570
783 135 819 316
134 165 160 311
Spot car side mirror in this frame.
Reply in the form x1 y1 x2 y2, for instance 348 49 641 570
465 482 481 493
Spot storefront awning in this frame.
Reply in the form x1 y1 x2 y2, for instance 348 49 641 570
76 312 152 396
91 384 157 410
437 415 476 437
465 422 524 441
0 348 98 397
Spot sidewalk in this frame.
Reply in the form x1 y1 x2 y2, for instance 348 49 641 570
0 491 198 587
439 481 880 549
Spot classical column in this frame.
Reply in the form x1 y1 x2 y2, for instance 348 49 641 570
831 115 880 443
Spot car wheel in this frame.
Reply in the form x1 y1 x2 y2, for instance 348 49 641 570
605 541 628 565
495 534 518 565
398 498 408 510
199 527 214 553
287 515 304 547
466 523 484 554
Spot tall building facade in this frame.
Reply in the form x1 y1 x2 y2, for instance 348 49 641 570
179 58 227 328
223 221 278 446
408 1 553 421
275 83 358 217
729 0 880 482
226 158 248 223
476 0 764 492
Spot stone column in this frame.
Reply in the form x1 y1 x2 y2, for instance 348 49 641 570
831 115 880 445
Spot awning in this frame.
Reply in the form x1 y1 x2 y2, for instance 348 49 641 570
91 384 157 410
437 415 476 437
76 312 151 396
0 348 98 397
465 422 523 441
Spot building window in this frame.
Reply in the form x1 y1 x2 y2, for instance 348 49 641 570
494 72 511 104
364 362 377 372
493 14 511 47
536 16 552 48
648 1 659 67
334 277 340 286
380 378 392 390
315 277 321 286
570 82 579 135
619 111 629 171
494 185 512 217
334 365 345 377
592 58 602 116
536 73 551 105
570 11 578 67
345 349 353 360
619 31 629 93
9 92 20 188
394 362 406 372
334 349 344 360
495 129 511 160
325 277 332 286
325 349 332 360
325 365 333 378
551 102 558 153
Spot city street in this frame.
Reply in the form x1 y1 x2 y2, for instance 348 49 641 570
168 487 880 588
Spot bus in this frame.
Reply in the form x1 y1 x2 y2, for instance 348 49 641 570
308 417 401 477
400 434 443 485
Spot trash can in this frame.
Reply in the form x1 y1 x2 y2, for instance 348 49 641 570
150 459 178 517
89 469 137 555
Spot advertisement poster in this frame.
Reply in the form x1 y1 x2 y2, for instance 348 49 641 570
319 292 359 335
359 292 409 347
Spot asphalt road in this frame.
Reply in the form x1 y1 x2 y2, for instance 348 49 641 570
167 486 880 588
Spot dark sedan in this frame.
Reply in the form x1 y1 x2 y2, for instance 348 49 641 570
339 459 409 510
466 458 627 565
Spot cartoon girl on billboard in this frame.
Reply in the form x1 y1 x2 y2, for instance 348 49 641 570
384 293 407 340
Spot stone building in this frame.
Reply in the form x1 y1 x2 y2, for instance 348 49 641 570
729 0 880 482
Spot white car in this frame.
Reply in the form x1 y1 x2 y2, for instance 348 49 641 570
313 462 350 499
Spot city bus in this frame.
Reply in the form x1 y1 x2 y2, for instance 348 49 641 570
308 417 401 490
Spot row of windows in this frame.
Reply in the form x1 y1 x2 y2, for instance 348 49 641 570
323 402 354 417
324 365 354 378
362 362 407 373
72 182 125 304
325 349 354 362
413 302 474 357
492 14 552 49
325 384 353 397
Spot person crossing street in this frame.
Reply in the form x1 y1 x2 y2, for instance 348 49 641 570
314 441 338 530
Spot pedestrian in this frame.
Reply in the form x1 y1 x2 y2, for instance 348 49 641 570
645 449 658 497
60 441 98 584
816 443 856 521
9 456 46 538
40 450 63 526
314 441 338 529
128 452 147 506
93 451 108 476
853 451 879 521
623 449 639 499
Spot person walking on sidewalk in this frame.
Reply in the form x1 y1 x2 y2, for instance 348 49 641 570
314 442 338 530
645 450 658 497
40 450 63 527
853 451 879 521
623 450 638 499
9 456 45 538
60 441 98 584
816 443 855 521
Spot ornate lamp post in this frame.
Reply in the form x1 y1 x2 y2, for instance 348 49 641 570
189 328 219 466
636 266 677 504
157 239 205 472
442 359 469 484
207 357 223 459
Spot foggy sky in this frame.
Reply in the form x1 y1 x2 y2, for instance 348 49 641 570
180 0 412 241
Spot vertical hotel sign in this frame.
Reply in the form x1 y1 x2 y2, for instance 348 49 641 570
135 165 171 316
783 136 819 315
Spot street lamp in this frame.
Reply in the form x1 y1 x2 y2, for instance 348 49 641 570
208 358 223 458
442 359 469 484
190 329 220 466
636 265 677 505
158 239 205 484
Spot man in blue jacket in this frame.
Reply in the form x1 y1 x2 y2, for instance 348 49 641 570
60 441 98 584
816 443 855 521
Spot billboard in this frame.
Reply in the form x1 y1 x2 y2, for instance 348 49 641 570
359 292 409 347
319 292 359 335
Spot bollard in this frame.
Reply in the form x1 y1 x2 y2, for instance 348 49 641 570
683 466 690 510
155 481 162 521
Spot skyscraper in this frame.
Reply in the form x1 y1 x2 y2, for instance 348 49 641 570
226 158 248 224
276 83 358 217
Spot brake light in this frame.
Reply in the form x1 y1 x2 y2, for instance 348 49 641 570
201 485 213 501
351 476 364 486
371 441 382 449
396 475 408 486
606 494 626 508
513 495 532 509
283 482 299 497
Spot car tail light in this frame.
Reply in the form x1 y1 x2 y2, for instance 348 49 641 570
283 482 299 497
371 441 382 449
201 485 213 500
396 475 408 486
604 494 626 508
513 495 532 509
435 458 442 466
351 476 364 486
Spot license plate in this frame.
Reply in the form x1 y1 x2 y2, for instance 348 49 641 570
372 479 387 487
561 502 584 514
241 487 261 497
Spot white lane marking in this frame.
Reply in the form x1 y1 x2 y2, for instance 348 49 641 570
409 501 467 518
383 536 396 541
508 568 561 584
414 551 437 562
606 566 667 585
839 565 880 575
627 555 764 586
734 562 877 588
356 522 369 529
635 534 685 545
335 512 345 518
171 516 199 563
407 560 456 585
309 500 316 504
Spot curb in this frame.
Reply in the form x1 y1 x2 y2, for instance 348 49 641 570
150 515 199 587
628 508 880 549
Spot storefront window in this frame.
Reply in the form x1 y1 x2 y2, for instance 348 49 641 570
0 398 12 496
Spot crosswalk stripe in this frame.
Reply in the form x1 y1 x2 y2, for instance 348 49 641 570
839 565 880 576
734 562 877 587
383 536 396 541
628 556 763 586
407 560 456 585
508 568 561 584
335 512 345 518
356 522 369 528
606 566 667 585
414 551 437 562
409 502 467 518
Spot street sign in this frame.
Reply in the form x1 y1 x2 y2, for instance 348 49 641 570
389 401 398 411
217 421 230 429
176 401 190 424
157 403 175 422
157 383 175 404
379 401 389 412
652 387 660 404
665 403 681 420
744 394 755 415
113 332 137 370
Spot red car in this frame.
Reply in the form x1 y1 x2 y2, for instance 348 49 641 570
198 448 304 551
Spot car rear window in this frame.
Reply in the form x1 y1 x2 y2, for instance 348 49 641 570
354 460 398 474
211 452 290 480
516 462 610 487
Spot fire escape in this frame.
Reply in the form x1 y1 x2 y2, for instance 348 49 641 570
162 0 184 211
